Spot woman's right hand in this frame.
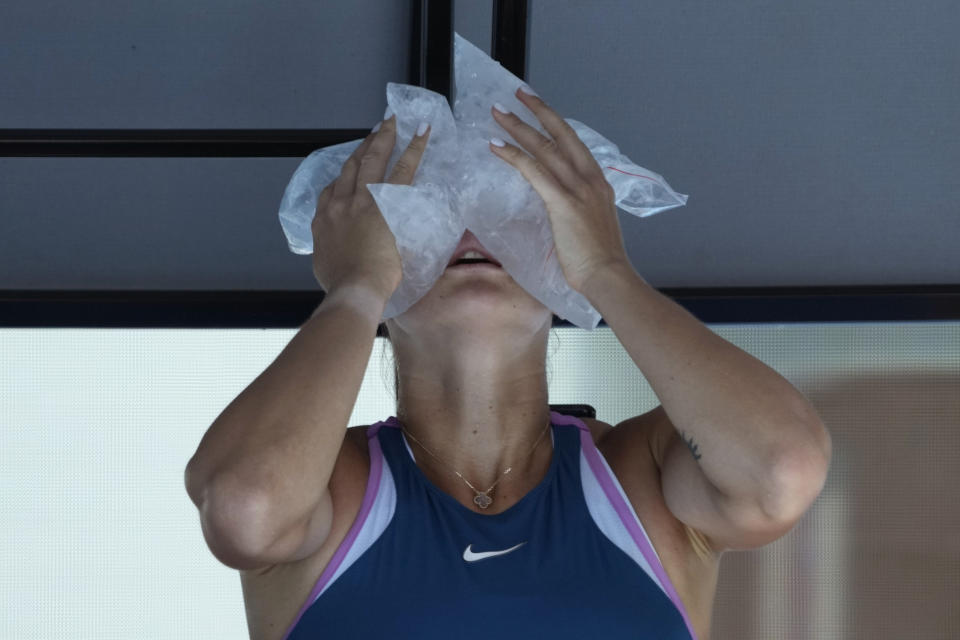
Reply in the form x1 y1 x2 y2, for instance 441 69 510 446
311 115 431 300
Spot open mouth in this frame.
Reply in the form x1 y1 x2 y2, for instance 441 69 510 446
448 258 502 269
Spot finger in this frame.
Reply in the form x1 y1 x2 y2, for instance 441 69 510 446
355 114 398 189
386 123 431 185
314 182 335 218
513 86 601 179
334 129 379 199
489 137 570 208
491 103 580 189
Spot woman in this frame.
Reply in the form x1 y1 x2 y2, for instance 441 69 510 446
187 87 831 640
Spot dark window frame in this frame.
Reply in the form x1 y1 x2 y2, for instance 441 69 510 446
1 0 957 328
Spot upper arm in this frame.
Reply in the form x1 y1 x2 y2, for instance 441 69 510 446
625 406 804 555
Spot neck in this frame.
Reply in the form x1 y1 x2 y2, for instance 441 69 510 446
394 389 554 497
396 408 554 489
388 322 554 502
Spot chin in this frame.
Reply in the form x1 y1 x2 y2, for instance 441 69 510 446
428 270 548 314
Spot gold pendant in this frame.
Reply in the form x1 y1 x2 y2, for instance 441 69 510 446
474 493 492 509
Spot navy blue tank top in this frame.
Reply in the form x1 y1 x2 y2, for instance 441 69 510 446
283 411 698 639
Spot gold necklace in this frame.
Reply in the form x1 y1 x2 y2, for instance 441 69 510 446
400 420 551 510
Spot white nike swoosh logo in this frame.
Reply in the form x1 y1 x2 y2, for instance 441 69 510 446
463 542 527 562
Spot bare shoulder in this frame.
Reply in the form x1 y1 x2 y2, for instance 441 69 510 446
588 412 719 640
579 415 613 444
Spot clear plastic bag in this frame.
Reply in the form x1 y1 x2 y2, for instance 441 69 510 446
279 32 688 329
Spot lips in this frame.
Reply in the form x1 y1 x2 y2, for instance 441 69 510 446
447 247 502 268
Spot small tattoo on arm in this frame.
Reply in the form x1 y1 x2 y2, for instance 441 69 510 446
680 430 702 461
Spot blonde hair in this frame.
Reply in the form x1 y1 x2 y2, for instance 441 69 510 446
684 523 717 563
379 323 400 405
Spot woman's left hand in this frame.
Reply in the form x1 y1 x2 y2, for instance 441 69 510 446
489 85 631 296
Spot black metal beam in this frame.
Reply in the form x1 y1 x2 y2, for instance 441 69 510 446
0 0 455 158
0 128 372 158
410 0 454 102
0 286 956 329
492 0 529 79
1 4 956 324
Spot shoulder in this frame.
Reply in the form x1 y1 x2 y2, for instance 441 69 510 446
590 409 721 562
579 415 615 445
579 411 671 460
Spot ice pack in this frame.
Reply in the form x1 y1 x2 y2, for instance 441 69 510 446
278 32 688 329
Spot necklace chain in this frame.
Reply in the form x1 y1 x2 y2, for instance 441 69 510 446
400 419 551 510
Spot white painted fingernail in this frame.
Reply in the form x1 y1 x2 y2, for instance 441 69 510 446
372 121 382 133
417 121 429 137
518 83 539 97
490 137 505 147
493 102 510 114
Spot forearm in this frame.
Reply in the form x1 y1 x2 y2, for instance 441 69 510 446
583 264 831 515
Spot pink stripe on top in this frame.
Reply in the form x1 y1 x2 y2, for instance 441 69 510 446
549 411 699 640
281 425 387 640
